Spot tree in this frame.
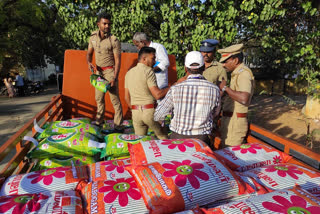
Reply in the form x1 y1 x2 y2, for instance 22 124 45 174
39 1 320 97
0 0 73 76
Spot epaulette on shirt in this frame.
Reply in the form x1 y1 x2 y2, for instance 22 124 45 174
90 31 98 36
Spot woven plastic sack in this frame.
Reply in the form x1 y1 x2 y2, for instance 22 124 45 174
35 119 103 140
90 74 110 93
0 190 83 214
103 120 133 130
126 152 246 214
81 178 149 214
129 139 213 165
37 155 95 170
101 134 155 158
240 163 320 197
205 172 268 208
0 166 88 195
213 142 292 172
88 158 132 182
201 186 320 214
28 131 104 159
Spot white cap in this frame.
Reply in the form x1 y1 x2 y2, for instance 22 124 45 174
184 51 204 69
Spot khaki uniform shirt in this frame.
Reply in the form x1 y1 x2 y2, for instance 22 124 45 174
125 63 157 105
203 61 227 85
88 31 121 67
223 63 254 113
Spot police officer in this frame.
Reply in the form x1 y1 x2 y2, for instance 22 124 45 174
200 39 227 85
218 44 255 147
87 12 123 129
124 47 169 139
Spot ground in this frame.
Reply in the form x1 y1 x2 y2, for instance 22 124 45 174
0 87 319 152
249 94 320 152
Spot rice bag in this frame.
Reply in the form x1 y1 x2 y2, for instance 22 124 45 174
37 155 95 170
90 74 110 93
101 134 155 158
126 152 246 214
0 166 88 196
81 178 149 214
129 139 213 165
88 158 132 182
201 186 320 214
240 163 320 197
0 190 83 214
28 131 104 159
213 142 292 172
103 120 133 130
205 172 268 208
35 119 102 140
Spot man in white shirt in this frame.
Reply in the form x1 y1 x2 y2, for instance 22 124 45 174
133 32 170 89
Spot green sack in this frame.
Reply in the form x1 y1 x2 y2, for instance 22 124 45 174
90 74 110 93
37 155 96 170
35 119 103 140
101 133 155 158
28 132 105 159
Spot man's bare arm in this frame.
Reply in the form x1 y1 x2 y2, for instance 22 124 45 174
87 47 95 71
149 86 170 100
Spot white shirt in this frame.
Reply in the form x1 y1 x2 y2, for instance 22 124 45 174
149 41 170 89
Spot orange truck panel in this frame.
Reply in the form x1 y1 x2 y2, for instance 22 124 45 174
62 50 177 120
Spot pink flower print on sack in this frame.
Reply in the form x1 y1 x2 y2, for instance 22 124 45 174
98 177 141 207
273 155 283 164
262 195 320 213
232 144 262 154
161 139 195 152
101 160 125 173
264 164 303 179
0 193 49 214
26 167 69 185
162 160 209 189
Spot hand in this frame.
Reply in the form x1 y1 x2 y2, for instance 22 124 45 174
153 66 162 73
219 77 227 91
109 79 115 87
88 63 95 72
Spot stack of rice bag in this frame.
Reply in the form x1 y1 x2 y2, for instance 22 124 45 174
29 118 104 170
2 117 320 214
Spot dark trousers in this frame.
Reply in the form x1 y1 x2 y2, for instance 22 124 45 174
169 131 211 145
17 86 24 96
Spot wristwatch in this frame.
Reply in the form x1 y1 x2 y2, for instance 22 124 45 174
222 86 227 92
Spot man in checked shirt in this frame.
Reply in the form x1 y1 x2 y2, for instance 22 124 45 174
154 51 221 145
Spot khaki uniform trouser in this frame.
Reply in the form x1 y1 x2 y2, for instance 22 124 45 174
132 108 168 140
95 69 123 126
220 114 248 147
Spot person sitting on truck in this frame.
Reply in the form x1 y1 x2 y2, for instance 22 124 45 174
218 44 255 147
154 51 221 145
124 47 170 139
132 32 170 90
86 12 123 129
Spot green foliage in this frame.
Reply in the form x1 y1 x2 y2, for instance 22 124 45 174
1 0 319 94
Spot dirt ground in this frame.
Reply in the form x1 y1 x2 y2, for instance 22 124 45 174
0 87 319 152
249 94 320 152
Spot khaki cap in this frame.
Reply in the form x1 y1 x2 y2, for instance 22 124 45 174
218 44 244 63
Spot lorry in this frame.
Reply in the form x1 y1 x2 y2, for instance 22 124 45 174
0 49 319 189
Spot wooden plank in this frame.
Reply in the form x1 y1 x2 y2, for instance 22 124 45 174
0 95 62 163
250 124 320 161
0 142 32 178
